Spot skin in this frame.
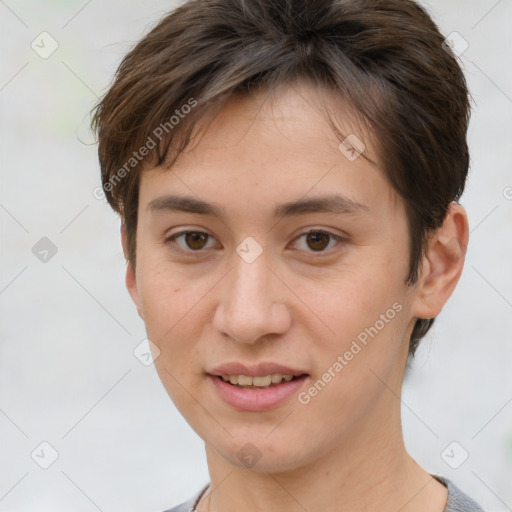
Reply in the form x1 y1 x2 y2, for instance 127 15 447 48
122 80 469 512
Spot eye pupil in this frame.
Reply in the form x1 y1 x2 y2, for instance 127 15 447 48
307 232 329 251
185 232 208 250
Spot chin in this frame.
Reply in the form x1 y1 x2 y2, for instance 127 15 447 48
208 435 319 474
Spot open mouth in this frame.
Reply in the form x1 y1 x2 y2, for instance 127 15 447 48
217 374 309 389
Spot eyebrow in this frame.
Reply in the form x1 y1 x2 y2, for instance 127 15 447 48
146 193 369 219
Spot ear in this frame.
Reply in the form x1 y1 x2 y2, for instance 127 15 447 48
412 202 469 320
121 222 144 319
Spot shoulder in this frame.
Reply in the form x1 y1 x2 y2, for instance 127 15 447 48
160 484 209 512
435 475 486 512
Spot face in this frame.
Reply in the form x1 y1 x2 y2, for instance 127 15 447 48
127 81 423 472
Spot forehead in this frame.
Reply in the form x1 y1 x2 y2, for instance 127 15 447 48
139 80 398 218
186 80 379 164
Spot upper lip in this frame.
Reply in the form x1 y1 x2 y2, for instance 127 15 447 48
208 362 308 377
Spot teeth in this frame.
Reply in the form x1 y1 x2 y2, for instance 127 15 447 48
220 374 297 387
238 375 252 386
252 375 272 386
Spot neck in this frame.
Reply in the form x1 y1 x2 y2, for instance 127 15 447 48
197 402 447 512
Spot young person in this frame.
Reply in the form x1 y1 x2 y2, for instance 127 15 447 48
92 0 484 510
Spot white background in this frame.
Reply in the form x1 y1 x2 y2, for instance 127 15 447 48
0 1 511 511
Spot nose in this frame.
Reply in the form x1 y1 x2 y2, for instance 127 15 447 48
213 249 292 344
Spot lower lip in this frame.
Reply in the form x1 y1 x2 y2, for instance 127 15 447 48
209 375 309 411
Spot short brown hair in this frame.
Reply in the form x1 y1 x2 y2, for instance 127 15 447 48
91 0 471 357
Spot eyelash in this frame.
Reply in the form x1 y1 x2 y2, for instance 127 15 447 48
164 229 345 256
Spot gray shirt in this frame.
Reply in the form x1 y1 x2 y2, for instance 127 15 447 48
162 475 485 512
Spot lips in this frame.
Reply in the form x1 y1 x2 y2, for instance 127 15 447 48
207 362 310 410
209 373 310 411
208 362 308 378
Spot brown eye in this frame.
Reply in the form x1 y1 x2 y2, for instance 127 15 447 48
306 231 330 251
184 232 209 250
166 231 216 252
292 230 344 254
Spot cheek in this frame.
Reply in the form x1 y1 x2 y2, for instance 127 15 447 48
136 262 187 345
135 258 218 367
309 261 404 333
302 258 409 383
305 285 408 425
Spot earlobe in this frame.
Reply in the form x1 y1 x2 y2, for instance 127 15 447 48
121 223 144 319
412 202 469 320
